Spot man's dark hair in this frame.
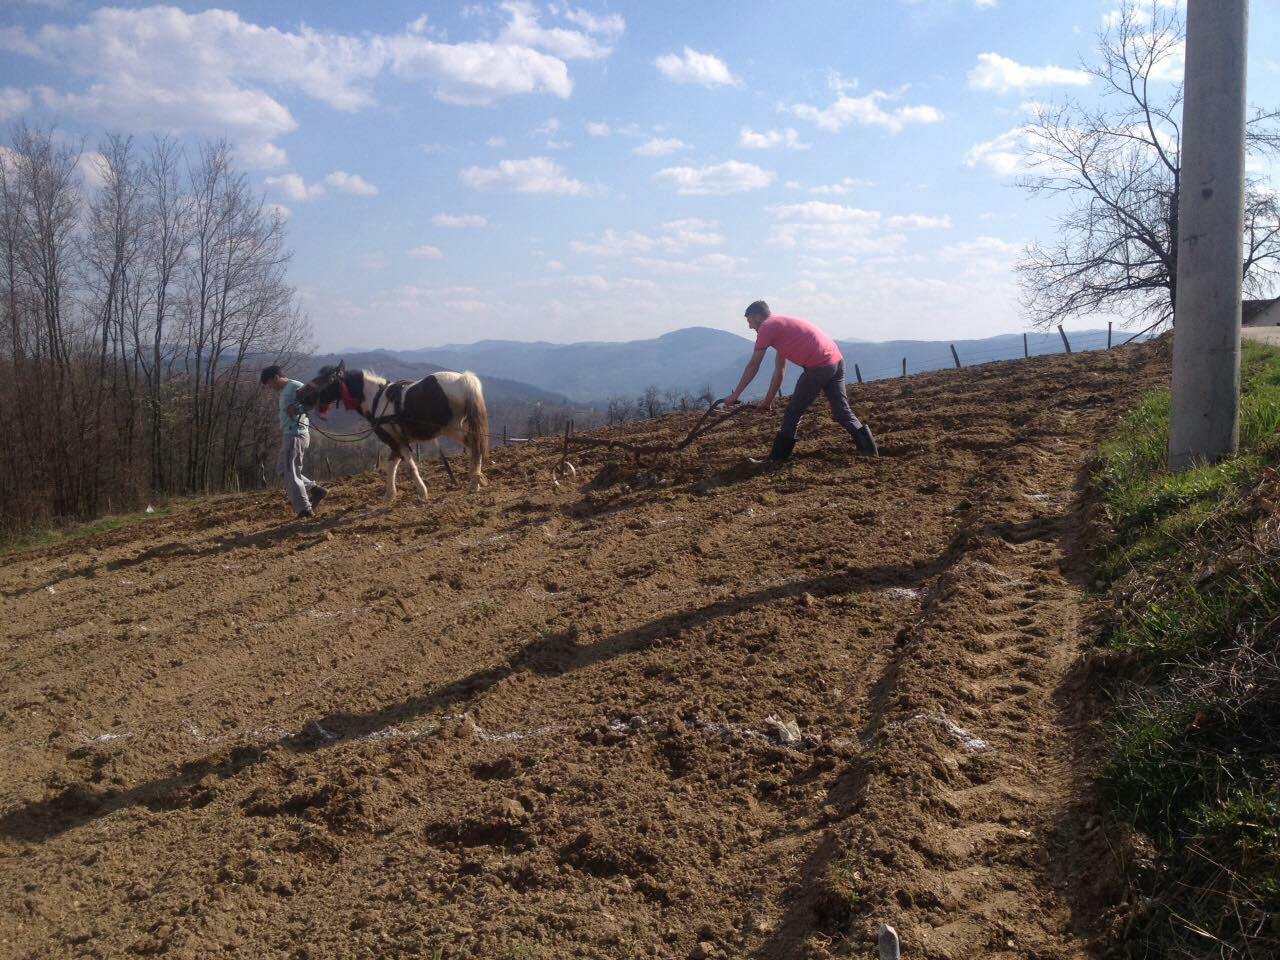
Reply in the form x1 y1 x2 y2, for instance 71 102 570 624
744 300 770 319
260 364 284 385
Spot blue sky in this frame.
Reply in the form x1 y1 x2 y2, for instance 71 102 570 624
2 0 1277 351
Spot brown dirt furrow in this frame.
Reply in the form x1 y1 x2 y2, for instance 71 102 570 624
0 341 1168 960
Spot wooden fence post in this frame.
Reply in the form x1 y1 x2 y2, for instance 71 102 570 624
1023 332 1029 358
1107 320 1113 349
1058 324 1073 354
950 344 961 369
901 357 907 378
502 425 508 447
854 363 864 384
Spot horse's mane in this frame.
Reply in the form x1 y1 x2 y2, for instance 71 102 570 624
314 364 386 389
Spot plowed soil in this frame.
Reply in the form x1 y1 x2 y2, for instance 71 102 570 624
1 340 1169 960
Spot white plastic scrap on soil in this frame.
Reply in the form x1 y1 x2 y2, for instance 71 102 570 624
763 715 802 745
78 731 131 744
887 710 990 752
881 587 920 601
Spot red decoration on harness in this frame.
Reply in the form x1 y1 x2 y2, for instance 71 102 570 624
338 378 358 412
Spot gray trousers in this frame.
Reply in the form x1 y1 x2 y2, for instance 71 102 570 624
277 432 318 513
780 360 864 440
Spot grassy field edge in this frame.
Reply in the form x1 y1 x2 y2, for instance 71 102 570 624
1090 339 1280 957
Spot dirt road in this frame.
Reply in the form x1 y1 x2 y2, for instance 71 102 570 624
0 341 1168 959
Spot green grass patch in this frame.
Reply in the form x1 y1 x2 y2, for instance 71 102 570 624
0 499 197 556
1091 339 1280 956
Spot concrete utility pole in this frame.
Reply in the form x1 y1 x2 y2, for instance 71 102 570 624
1168 0 1249 471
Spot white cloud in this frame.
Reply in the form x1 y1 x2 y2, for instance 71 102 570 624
360 252 388 270
79 150 110 191
634 137 687 157
631 252 746 273
654 47 739 87
560 7 626 40
975 0 998 7
808 176 873 195
0 5 592 165
486 136 508 148
784 77 942 133
661 217 723 248
241 141 288 168
535 117 561 135
432 213 487 227
653 160 773 195
498 1 620 60
940 235 1020 261
565 274 656 292
967 53 1091 93
767 201 900 253
323 171 378 195
410 244 444 259
389 35 573 106
570 219 723 257
739 127 810 150
265 173 324 202
586 121 610 136
0 87 31 121
770 201 881 225
265 170 377 200
964 126 1033 176
885 213 952 230
460 156 587 194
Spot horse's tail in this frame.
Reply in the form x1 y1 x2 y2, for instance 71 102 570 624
460 371 489 482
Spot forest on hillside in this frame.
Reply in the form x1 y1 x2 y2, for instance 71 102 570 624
0 126 309 538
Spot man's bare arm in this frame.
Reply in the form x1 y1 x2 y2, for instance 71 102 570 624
757 351 787 410
722 348 768 404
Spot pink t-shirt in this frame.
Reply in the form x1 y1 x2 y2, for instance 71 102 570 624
753 315 842 368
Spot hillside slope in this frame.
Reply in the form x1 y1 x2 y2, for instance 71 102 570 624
0 340 1168 959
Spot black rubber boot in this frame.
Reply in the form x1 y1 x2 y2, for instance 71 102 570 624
852 423 879 456
768 433 797 462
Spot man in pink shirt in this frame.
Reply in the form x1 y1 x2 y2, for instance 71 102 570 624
721 300 877 462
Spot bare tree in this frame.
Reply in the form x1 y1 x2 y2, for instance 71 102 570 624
1016 0 1280 329
138 135 191 493
0 126 311 540
637 385 666 420
605 394 632 424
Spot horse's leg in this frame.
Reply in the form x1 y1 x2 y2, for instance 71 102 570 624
443 426 485 491
404 446 429 501
385 456 400 504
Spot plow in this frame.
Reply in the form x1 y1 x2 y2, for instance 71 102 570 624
550 399 755 485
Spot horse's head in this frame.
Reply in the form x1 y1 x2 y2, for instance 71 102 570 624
296 360 349 414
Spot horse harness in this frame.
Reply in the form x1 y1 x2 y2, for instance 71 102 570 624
361 376 453 450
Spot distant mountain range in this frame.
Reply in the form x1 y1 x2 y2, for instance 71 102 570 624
321 326 1133 405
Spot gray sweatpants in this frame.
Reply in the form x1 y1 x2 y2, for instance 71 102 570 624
277 432 318 514
780 360 864 440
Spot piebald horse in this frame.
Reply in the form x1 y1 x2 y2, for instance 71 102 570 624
296 361 489 502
